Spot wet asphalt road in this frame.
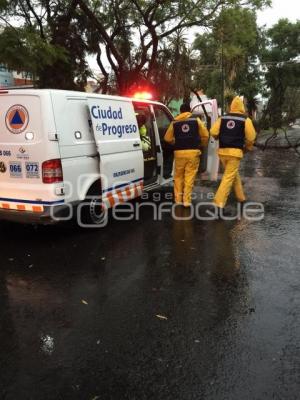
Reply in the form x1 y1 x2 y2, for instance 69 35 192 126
0 148 299 400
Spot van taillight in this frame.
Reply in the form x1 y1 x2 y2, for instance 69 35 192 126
42 159 63 184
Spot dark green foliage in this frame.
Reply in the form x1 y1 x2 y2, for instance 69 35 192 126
261 19 300 128
0 0 271 94
0 0 90 90
193 6 262 110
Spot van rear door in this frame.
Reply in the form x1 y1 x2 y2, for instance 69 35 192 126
191 99 219 181
0 90 63 212
87 96 144 208
152 104 174 183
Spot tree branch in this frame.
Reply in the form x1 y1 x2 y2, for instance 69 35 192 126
25 0 45 38
96 48 109 93
106 45 119 75
130 0 159 75
18 1 33 27
77 0 124 68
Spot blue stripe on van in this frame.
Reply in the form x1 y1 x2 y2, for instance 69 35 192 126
102 177 144 193
0 197 64 205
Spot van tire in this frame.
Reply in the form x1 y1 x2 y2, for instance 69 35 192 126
79 184 107 227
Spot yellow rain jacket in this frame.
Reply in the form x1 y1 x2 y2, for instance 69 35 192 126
164 112 209 156
210 97 256 158
164 112 209 206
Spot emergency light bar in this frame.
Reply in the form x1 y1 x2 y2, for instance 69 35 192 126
133 91 153 100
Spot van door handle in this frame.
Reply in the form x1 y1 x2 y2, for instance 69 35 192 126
133 142 140 147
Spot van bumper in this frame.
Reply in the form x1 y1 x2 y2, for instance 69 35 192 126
0 204 73 225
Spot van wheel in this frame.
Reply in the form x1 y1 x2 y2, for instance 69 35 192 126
79 187 107 227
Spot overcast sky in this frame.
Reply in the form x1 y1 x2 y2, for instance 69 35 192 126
89 0 298 73
257 0 299 27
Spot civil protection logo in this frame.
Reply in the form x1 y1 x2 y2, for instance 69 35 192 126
182 124 190 133
227 120 235 129
5 105 29 134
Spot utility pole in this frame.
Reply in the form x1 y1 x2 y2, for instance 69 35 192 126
220 4 225 115
221 39 225 115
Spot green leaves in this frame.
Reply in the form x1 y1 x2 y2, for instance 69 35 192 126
0 26 67 75
193 6 262 106
0 0 279 97
265 19 300 62
261 19 300 128
0 0 90 90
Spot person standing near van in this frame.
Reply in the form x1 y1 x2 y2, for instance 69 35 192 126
164 103 209 207
210 96 256 211
136 114 151 152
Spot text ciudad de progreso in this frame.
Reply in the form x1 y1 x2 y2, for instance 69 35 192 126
91 105 138 138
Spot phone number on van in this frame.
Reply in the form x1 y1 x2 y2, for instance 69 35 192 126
0 150 12 157
25 162 40 178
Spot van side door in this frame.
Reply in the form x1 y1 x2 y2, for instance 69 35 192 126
194 99 219 181
152 104 174 181
87 96 144 207
133 102 158 186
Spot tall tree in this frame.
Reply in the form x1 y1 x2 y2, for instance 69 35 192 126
0 0 270 93
261 19 300 129
154 31 196 104
78 0 269 94
0 0 90 90
193 6 263 110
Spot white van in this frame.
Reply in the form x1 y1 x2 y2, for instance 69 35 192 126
0 89 218 225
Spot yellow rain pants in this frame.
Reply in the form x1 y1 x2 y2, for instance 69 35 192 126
174 151 200 206
213 155 246 208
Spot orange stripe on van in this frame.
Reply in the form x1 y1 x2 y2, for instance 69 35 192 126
125 186 131 198
17 204 26 211
2 203 10 209
116 190 124 203
134 184 139 198
107 192 115 207
32 206 43 213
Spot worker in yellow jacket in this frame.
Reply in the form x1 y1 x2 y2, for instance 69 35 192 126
164 103 209 207
210 96 256 211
